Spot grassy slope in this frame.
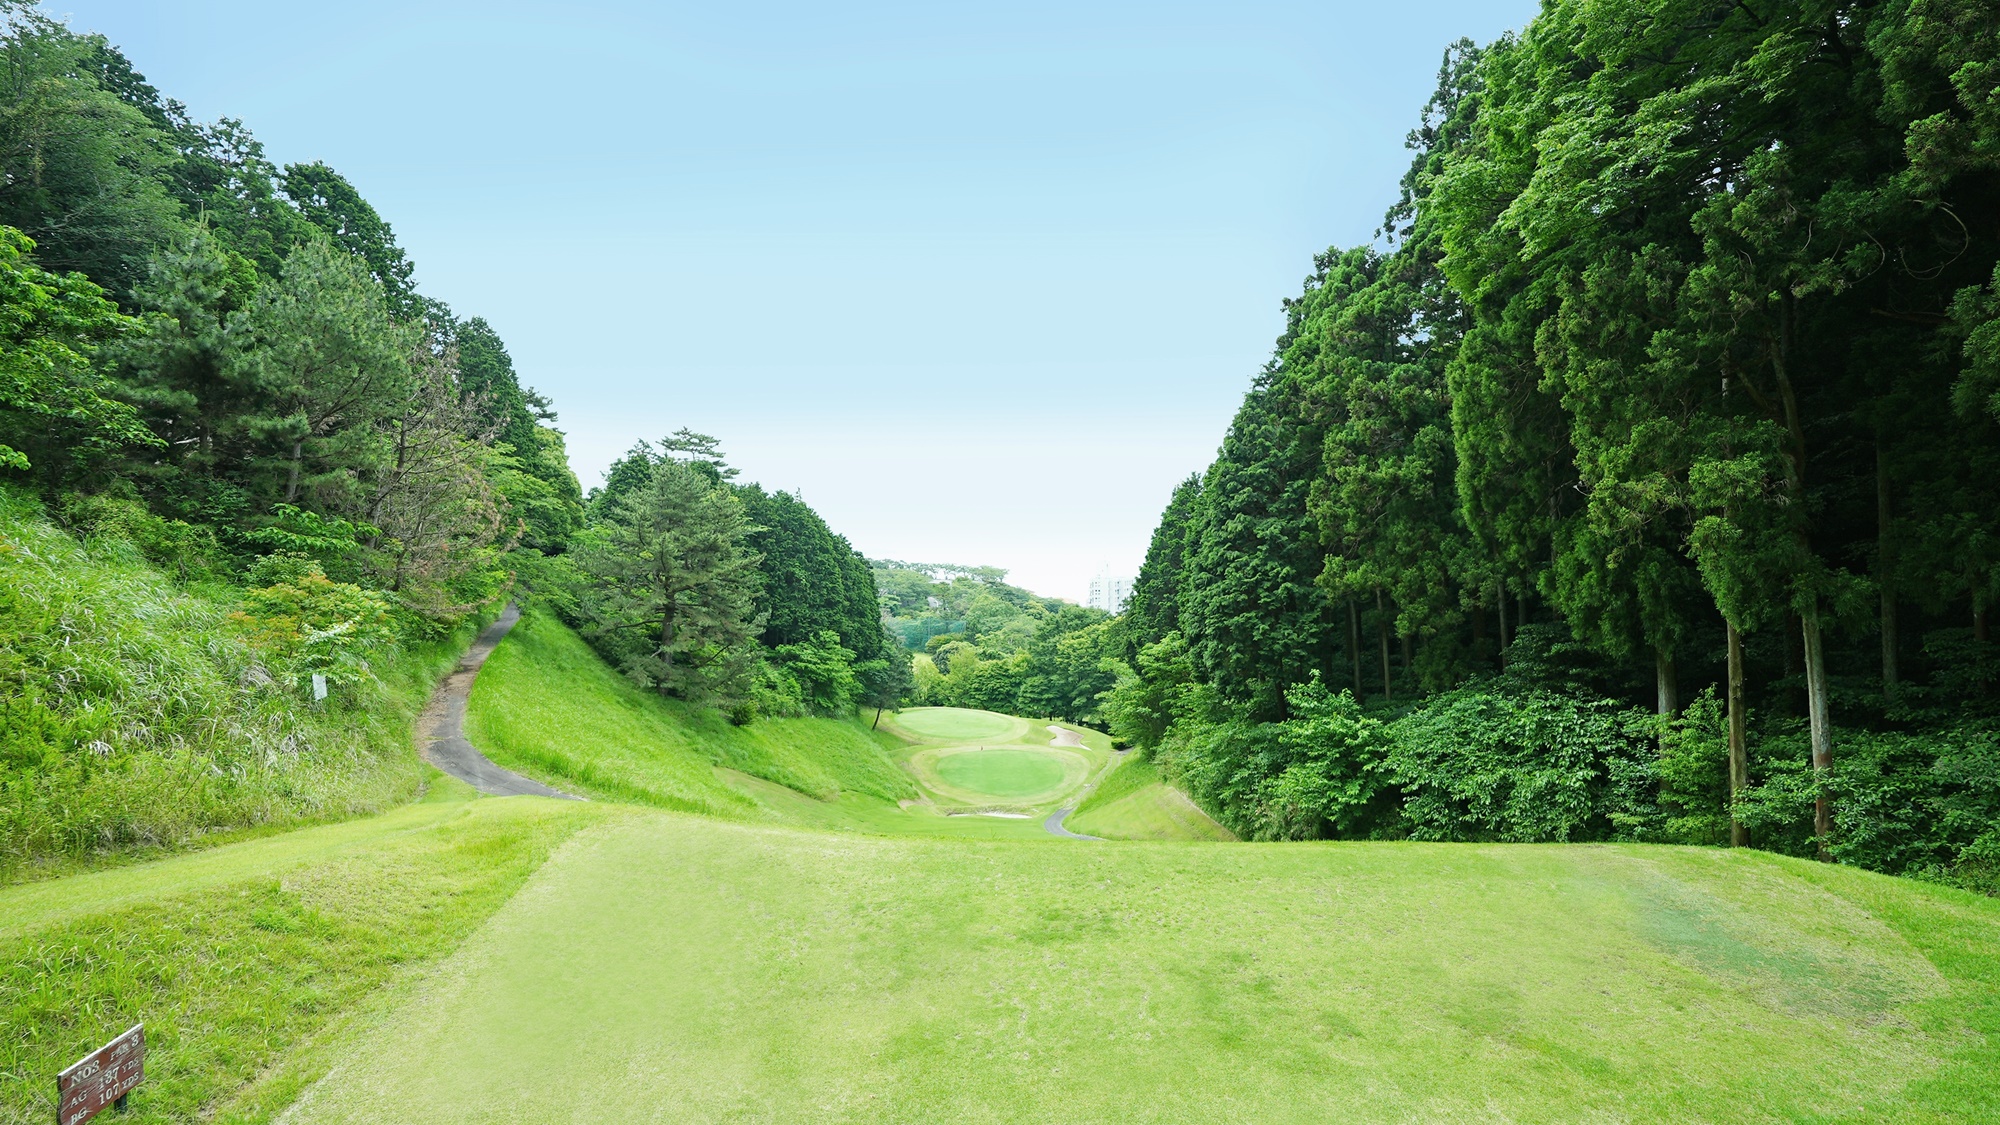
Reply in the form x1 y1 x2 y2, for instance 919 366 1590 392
463 608 913 811
281 814 2000 1124
0 491 490 881
1068 755 1236 841
462 612 1055 840
0 776 606 1125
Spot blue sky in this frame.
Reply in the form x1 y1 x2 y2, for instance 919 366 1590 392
62 0 1536 601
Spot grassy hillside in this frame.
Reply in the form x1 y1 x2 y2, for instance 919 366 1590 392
0 492 486 881
463 608 914 812
0 776 605 1125
1068 756 1235 841
280 812 2000 1124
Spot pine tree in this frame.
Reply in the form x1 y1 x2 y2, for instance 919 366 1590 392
575 458 765 708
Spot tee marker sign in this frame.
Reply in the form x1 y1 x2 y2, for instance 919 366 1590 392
57 1024 142 1124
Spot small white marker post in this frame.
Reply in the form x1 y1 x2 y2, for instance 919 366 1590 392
311 674 327 702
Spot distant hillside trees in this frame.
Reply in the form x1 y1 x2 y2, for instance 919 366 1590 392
872 560 1120 725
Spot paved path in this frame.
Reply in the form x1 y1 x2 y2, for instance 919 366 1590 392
419 604 581 800
1041 724 1101 839
1043 805 1101 840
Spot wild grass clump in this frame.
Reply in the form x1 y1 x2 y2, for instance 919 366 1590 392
0 491 481 881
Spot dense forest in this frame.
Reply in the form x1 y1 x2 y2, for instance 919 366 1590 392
873 559 1119 723
1106 0 2000 889
0 4 913 872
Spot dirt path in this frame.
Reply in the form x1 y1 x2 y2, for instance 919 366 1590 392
1041 725 1101 840
419 604 581 800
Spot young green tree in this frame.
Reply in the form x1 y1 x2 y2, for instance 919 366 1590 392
1178 361 1341 721
1124 474 1201 651
0 226 155 481
857 643 916 728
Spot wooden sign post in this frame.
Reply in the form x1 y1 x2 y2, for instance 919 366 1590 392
56 1024 143 1124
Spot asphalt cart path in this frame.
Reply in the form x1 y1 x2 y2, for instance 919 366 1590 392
1042 725 1102 840
419 604 581 800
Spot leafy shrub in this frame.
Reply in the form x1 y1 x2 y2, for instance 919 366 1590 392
775 629 860 716
57 492 228 582
1254 676 1396 839
229 560 396 692
1387 686 1655 842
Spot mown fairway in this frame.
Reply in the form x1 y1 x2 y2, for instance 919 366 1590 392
277 811 1999 1124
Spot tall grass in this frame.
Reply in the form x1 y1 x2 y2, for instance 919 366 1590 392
0 491 483 881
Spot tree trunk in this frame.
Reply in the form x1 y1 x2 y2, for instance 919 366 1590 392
873 706 884 730
1655 648 1679 718
1978 603 1990 645
1783 611 1803 714
1376 590 1393 703
1878 443 1898 700
285 439 305 503
1496 581 1509 664
1347 600 1364 700
1801 608 1834 859
1727 620 1749 848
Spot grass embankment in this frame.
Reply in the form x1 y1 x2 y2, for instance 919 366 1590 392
1068 755 1235 841
0 777 605 1125
464 607 913 811
0 491 489 882
278 815 2000 1124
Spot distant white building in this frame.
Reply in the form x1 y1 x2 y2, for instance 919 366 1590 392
1087 569 1132 615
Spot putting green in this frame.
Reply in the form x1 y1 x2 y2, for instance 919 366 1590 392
934 747 1068 799
910 744 1091 808
890 707 1023 742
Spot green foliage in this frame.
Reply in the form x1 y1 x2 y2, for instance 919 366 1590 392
0 227 155 479
1101 632 1194 751
0 11 186 294
573 457 764 708
1176 371 1340 721
0 491 471 877
1120 0 2000 884
1123 474 1199 649
229 561 395 690
774 629 860 716
1387 686 1654 843
739 485 885 665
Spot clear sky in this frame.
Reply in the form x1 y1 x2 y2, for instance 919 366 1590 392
59 0 1536 602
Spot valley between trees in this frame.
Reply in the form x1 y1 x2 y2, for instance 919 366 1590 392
4 1 2000 1122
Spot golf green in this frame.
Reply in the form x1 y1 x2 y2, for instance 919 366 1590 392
933 747 1069 799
